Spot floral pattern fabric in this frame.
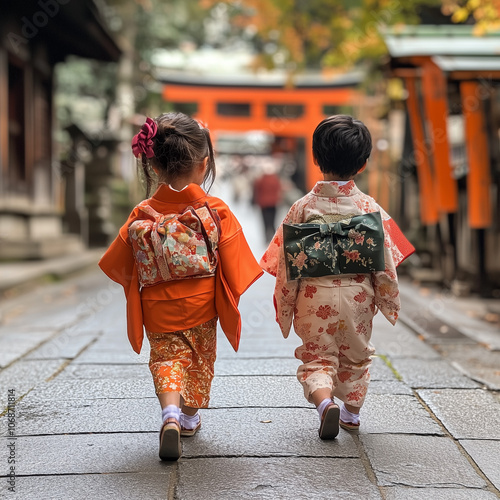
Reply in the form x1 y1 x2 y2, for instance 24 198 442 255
283 211 385 281
146 317 217 408
128 201 220 287
294 274 376 407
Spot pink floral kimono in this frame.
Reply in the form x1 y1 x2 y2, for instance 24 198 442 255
260 180 409 407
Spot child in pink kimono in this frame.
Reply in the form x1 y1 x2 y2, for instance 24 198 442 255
260 115 413 439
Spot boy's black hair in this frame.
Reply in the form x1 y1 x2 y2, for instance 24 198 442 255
312 115 372 179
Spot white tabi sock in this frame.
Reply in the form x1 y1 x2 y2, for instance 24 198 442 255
162 405 180 423
180 411 200 430
340 403 360 425
316 398 334 421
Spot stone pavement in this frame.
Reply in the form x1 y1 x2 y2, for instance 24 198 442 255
1 196 500 499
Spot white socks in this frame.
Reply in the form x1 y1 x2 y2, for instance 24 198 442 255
161 405 200 429
340 403 360 425
317 399 360 424
180 411 200 430
162 405 180 423
316 398 333 420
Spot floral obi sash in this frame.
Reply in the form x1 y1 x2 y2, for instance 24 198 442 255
283 212 385 281
128 201 220 287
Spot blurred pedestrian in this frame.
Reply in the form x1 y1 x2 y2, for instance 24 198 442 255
99 113 262 460
253 157 282 242
260 115 414 439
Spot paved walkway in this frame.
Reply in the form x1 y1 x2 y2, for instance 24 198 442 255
0 191 499 499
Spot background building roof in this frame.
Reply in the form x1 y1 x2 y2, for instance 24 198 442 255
0 0 121 62
152 47 363 88
432 55 500 72
382 25 500 58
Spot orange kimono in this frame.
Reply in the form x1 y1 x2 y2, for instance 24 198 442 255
99 183 263 353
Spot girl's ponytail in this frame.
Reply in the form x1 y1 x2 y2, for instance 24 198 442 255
132 117 158 197
201 127 216 191
140 154 155 198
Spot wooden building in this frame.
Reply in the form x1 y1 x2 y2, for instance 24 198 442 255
0 0 120 259
382 25 500 294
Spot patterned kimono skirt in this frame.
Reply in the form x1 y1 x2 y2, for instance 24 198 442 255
293 275 376 408
146 317 217 408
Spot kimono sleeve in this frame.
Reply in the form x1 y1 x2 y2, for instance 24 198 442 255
98 233 135 292
383 217 415 266
371 212 405 326
98 207 140 291
260 203 301 338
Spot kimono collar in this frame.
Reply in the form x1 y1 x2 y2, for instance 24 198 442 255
311 180 360 198
151 183 207 204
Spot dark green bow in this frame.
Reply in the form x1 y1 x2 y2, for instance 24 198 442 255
283 212 385 281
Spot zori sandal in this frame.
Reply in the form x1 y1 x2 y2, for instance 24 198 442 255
319 402 340 440
339 419 360 432
159 417 181 461
180 416 201 437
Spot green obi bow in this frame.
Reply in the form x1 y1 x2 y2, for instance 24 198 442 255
283 212 385 281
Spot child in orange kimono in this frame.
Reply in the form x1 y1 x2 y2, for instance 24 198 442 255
99 113 262 460
260 115 413 439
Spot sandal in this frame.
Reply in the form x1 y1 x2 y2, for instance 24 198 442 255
339 419 360 432
318 402 340 440
159 417 181 461
180 416 201 437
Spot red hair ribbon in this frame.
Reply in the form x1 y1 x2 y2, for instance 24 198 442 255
132 117 157 159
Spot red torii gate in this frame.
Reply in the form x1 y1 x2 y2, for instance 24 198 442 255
161 79 360 190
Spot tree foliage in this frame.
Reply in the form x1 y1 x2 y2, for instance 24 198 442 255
201 0 442 71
